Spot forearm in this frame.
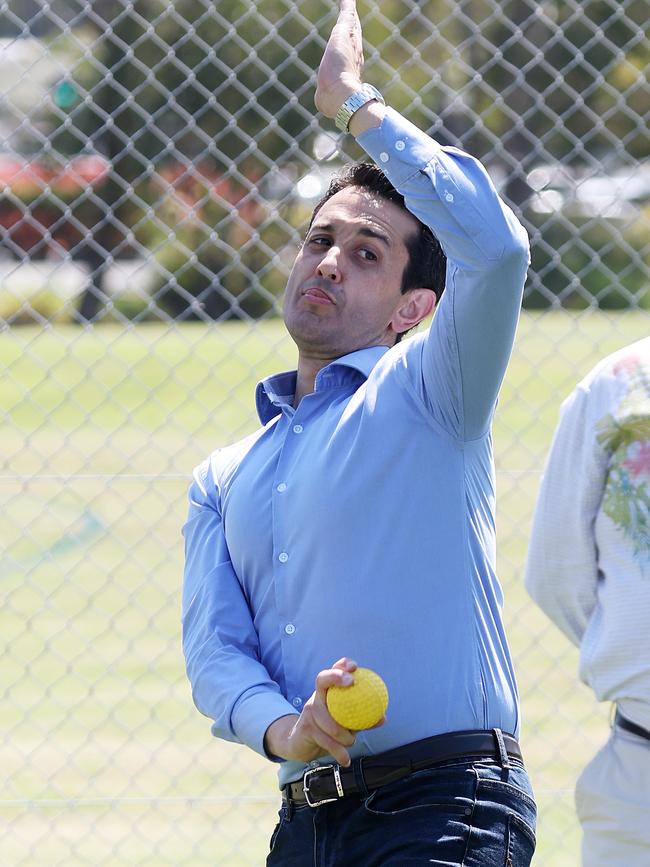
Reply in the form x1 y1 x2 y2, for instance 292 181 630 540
315 0 527 270
525 388 605 645
357 109 529 272
524 486 599 647
184 625 297 757
263 714 300 760
262 660 363 768
354 107 527 437
183 469 296 757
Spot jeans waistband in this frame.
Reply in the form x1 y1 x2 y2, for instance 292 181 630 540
282 727 522 808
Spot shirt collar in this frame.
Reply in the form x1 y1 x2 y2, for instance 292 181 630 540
255 345 390 424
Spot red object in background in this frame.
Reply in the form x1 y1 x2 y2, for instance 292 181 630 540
0 156 50 199
0 154 110 197
0 204 55 254
0 154 110 255
54 156 111 196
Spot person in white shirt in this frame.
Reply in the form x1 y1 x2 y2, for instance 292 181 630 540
525 336 650 866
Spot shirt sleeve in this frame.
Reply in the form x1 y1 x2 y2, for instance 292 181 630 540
182 458 297 758
524 384 607 646
357 108 530 440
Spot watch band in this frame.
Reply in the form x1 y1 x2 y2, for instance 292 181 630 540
334 84 385 133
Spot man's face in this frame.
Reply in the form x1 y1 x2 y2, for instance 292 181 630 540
283 186 420 358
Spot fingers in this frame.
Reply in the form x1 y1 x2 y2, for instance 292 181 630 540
336 0 362 53
293 695 356 766
332 657 358 672
314 659 357 707
315 0 364 117
315 667 352 695
306 660 358 765
306 721 355 767
282 659 361 767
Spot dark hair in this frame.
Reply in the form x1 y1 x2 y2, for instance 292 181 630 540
309 162 447 305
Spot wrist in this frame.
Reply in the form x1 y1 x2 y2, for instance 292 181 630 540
263 714 299 760
334 84 385 135
348 99 385 137
315 78 362 120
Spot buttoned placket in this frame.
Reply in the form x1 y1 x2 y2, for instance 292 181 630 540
266 367 372 711
271 401 311 711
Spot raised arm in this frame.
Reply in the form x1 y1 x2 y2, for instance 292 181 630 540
314 0 383 138
316 0 529 440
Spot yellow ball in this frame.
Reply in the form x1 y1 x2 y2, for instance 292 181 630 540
326 667 389 730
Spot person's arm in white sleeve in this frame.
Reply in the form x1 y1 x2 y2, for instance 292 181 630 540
524 384 608 646
182 458 297 759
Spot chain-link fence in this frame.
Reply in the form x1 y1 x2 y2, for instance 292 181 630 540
1 0 649 864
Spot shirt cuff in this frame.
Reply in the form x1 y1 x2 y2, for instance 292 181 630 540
228 690 299 762
356 106 442 188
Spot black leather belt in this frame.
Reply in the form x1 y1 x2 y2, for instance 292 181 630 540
615 710 650 742
282 728 522 808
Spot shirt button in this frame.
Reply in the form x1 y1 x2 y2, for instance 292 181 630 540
278 552 289 563
276 482 287 492
292 697 302 708
395 140 405 151
292 424 303 434
379 151 389 163
285 623 296 635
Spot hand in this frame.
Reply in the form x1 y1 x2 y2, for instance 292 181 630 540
264 657 359 767
314 0 364 119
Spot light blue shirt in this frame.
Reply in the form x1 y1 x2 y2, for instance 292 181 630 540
182 108 530 787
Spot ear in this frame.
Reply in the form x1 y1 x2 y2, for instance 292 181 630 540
390 288 436 335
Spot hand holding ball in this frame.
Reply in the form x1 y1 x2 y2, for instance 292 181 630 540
326 667 388 730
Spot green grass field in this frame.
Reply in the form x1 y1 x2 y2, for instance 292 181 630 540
2 311 649 866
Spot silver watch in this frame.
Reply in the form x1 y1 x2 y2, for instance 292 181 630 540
334 84 385 133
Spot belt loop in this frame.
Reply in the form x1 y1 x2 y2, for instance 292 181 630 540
492 728 510 771
352 756 370 799
285 792 294 821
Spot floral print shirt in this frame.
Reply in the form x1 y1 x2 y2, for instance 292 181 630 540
525 337 650 728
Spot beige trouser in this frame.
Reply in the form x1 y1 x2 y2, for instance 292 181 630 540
575 720 650 866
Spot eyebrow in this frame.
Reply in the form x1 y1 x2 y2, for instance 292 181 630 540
309 221 392 248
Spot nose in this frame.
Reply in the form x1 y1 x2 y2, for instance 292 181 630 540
317 246 342 282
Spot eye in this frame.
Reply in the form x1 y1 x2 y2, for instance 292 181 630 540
359 248 378 261
307 236 330 248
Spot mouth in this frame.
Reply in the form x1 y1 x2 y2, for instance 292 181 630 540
302 286 335 306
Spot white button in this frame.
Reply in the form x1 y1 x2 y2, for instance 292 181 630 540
379 151 389 163
292 697 302 708
395 140 405 151
278 552 289 563
276 482 287 492
285 623 296 635
292 424 303 434
444 191 454 203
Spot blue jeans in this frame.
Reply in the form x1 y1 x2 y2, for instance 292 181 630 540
267 758 536 866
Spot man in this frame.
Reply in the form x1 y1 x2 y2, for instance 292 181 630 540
525 337 650 866
183 1 537 863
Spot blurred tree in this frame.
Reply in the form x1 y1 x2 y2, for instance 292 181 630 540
9 0 648 318
461 0 649 200
46 0 333 320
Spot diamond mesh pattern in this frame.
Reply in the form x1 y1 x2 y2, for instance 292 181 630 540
1 1 649 864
